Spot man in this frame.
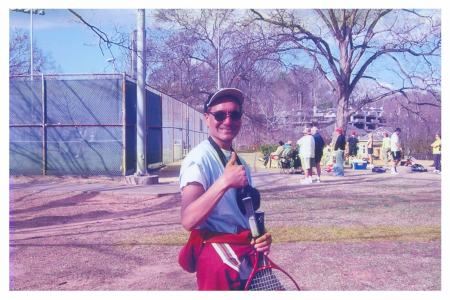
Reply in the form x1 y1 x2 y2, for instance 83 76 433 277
390 128 402 174
381 132 391 167
347 131 359 158
366 132 374 168
430 133 441 174
311 126 325 182
297 127 315 184
333 127 346 176
178 88 272 290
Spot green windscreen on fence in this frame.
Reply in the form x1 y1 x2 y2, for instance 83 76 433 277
10 74 208 176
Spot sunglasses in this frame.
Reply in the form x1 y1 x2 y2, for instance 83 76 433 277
207 110 243 122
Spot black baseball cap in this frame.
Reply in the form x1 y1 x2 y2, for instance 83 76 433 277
203 88 244 112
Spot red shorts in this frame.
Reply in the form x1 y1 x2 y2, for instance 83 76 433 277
178 229 254 290
196 242 254 290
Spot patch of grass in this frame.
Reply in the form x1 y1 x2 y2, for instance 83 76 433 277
270 225 441 243
117 225 440 246
117 231 189 247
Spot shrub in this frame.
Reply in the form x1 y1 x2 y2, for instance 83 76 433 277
259 144 277 155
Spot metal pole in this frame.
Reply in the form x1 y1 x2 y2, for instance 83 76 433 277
136 9 147 175
12 9 45 79
30 11 33 80
41 74 46 174
131 30 137 79
121 73 127 176
217 25 220 90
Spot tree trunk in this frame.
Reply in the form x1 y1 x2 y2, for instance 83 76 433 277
335 90 349 135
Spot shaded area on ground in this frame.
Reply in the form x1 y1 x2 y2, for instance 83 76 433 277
9 161 441 290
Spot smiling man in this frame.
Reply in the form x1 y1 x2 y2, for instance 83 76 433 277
178 88 272 290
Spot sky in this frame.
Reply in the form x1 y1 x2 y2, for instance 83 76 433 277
8 7 442 89
2 1 450 300
9 9 137 73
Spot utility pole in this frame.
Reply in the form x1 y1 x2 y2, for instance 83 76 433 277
125 9 159 185
136 9 147 176
126 9 158 185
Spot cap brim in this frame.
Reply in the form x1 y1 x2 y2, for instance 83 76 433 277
205 88 244 111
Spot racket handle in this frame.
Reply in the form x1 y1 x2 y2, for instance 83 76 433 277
248 215 260 238
255 211 265 234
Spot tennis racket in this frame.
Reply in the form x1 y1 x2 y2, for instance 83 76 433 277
242 197 300 291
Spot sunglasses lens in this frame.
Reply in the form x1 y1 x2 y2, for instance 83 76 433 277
230 111 242 120
213 111 227 121
209 110 242 121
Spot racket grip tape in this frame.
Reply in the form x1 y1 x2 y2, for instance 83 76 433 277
255 211 265 234
248 215 260 238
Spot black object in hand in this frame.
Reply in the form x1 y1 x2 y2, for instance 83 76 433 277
236 185 260 215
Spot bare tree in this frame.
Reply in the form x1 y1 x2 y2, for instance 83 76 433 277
251 9 441 134
9 29 57 76
47 9 440 149
152 9 315 144
68 9 131 62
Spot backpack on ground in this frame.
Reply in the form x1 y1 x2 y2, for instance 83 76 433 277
372 166 386 173
411 164 427 172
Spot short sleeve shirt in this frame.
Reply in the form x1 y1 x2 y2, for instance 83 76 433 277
297 135 315 158
382 137 391 149
390 133 400 152
179 140 251 233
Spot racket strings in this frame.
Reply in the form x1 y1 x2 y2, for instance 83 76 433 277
248 268 285 291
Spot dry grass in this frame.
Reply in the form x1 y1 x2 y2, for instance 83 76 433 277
118 225 440 246
269 225 441 243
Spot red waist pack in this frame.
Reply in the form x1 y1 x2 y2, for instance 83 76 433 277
178 229 251 273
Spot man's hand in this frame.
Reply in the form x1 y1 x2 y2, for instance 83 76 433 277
222 151 248 188
251 232 272 255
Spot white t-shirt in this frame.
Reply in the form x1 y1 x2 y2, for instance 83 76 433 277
390 132 401 152
297 135 315 158
179 139 251 233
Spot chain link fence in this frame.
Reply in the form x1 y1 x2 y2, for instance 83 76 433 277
10 74 208 176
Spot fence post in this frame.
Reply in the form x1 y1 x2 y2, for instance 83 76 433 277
135 9 147 176
122 73 127 176
41 74 47 175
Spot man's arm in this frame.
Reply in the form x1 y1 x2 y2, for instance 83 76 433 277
180 152 247 231
181 180 228 231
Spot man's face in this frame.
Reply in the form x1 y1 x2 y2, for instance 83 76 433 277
205 99 242 147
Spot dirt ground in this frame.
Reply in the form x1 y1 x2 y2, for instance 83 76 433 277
9 158 441 291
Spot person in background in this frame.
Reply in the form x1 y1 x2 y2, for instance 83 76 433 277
284 140 293 152
323 144 334 173
333 127 346 176
271 141 285 159
347 131 359 159
279 141 294 171
264 140 284 167
297 127 315 184
381 132 391 167
366 132 374 168
290 143 302 172
431 133 441 174
390 128 402 175
311 126 325 182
